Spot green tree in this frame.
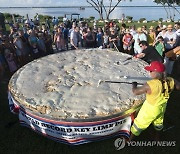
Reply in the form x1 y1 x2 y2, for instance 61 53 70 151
126 16 133 21
3 13 12 19
86 0 122 20
153 0 180 20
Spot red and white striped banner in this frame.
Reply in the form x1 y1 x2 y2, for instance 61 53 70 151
8 92 133 145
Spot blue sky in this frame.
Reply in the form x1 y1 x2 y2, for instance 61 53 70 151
0 0 156 7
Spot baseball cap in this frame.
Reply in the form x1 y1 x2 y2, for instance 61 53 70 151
144 61 165 73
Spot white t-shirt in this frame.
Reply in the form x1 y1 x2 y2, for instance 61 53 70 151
130 29 136 36
156 31 166 39
133 33 147 54
164 31 177 49
63 17 68 23
70 30 78 46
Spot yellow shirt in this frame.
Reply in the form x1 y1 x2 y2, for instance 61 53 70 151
148 33 155 46
146 77 174 106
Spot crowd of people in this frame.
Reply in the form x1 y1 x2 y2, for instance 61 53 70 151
0 16 180 81
1 15 180 143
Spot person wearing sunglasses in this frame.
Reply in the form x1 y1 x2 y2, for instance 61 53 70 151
135 40 163 64
130 61 180 141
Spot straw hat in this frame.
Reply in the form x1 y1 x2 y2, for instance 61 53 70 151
136 27 142 33
149 26 154 30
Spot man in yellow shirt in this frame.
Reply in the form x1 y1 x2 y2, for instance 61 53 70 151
130 61 180 140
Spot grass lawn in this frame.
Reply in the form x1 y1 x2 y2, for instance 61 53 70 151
5 20 175 33
0 72 180 154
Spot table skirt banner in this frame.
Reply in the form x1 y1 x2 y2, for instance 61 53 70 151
8 92 133 145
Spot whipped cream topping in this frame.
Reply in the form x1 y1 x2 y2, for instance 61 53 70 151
9 49 150 119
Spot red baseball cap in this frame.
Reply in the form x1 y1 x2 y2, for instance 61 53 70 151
144 61 165 72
